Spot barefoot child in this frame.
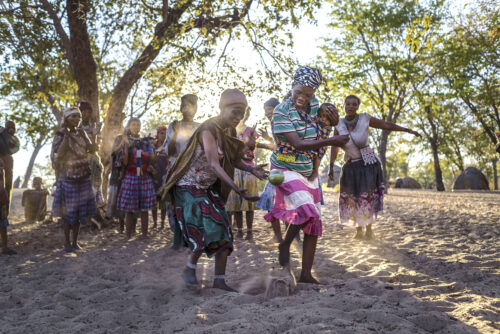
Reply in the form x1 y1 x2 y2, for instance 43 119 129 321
160 89 268 291
51 107 97 252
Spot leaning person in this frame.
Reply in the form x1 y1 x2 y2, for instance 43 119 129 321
160 89 268 291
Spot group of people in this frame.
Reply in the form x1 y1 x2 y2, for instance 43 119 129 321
1 65 422 292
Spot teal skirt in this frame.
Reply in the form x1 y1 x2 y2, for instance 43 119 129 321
171 185 233 257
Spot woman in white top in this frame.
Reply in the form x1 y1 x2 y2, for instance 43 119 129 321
329 95 420 239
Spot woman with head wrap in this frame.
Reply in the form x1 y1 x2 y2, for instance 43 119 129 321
116 117 156 239
159 88 268 292
164 94 200 248
265 66 349 284
51 107 96 252
151 125 168 230
329 95 420 239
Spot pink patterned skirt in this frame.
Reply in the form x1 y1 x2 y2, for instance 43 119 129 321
264 169 322 236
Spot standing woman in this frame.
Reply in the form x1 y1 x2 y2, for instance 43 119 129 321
51 107 96 252
151 126 168 230
116 117 156 239
164 94 200 248
160 89 268 291
329 95 421 239
265 66 349 283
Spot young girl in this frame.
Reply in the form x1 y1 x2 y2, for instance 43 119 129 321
116 117 156 239
51 107 96 252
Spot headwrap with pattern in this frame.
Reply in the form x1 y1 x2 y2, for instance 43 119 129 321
293 66 322 90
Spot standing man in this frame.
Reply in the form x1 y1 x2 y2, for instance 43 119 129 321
0 121 20 255
164 94 200 248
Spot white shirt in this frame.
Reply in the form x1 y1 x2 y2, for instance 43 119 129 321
335 113 372 161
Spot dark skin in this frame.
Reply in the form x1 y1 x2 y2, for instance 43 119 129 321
0 158 16 255
329 97 421 240
183 103 268 292
57 112 85 252
168 102 197 157
152 129 167 229
308 108 335 182
122 120 149 239
278 84 349 284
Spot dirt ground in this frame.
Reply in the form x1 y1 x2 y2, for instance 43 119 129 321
1 188 499 333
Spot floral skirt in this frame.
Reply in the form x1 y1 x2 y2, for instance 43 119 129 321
226 166 258 212
171 185 233 257
339 160 385 227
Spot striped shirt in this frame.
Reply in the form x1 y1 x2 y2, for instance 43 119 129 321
271 96 319 176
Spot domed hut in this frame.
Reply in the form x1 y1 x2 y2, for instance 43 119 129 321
453 167 489 190
395 176 422 189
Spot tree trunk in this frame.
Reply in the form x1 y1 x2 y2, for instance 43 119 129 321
493 158 498 190
21 138 44 188
67 0 99 119
430 139 445 191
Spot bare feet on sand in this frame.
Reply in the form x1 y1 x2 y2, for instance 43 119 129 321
72 243 82 250
364 229 374 240
298 273 321 284
278 242 290 267
353 227 363 240
64 244 73 253
213 279 237 292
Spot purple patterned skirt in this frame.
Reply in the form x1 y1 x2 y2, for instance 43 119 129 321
339 160 385 227
117 173 156 213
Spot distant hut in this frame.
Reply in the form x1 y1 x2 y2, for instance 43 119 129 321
395 176 422 189
453 167 489 190
321 165 341 187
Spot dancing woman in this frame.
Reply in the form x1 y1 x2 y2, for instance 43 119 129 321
329 95 420 239
160 89 267 291
264 66 349 283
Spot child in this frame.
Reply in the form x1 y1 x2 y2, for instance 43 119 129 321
151 126 169 230
307 103 335 182
51 107 97 252
22 177 49 224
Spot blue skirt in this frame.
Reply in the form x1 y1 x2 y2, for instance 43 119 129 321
256 181 276 211
53 179 97 225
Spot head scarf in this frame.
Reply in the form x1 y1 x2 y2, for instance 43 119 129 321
293 66 322 90
219 88 248 110
63 107 81 120
264 98 280 108
181 94 198 109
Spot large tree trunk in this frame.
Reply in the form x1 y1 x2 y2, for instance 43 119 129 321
430 139 445 191
493 158 498 190
66 0 99 119
21 138 44 188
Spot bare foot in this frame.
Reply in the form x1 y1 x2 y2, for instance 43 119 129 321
2 248 17 255
307 172 318 182
236 229 244 239
72 243 82 250
245 231 254 241
364 229 374 240
353 227 363 240
182 267 198 286
278 242 290 267
213 279 237 292
64 244 73 253
298 274 321 284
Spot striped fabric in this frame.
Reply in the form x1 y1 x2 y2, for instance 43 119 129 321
117 173 156 212
264 169 322 236
271 96 320 177
53 179 97 225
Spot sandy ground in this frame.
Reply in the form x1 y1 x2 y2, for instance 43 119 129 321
0 188 499 333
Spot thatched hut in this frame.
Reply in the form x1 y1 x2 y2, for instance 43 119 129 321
453 167 489 190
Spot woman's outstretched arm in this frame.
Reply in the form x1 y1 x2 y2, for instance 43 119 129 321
282 131 349 151
369 117 421 137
